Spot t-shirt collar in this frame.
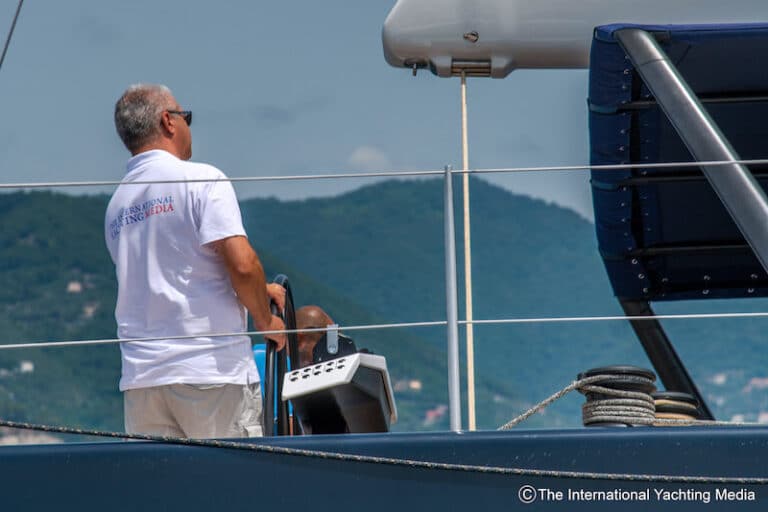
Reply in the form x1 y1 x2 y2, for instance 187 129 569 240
126 149 177 174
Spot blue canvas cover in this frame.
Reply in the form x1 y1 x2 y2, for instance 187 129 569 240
589 23 768 301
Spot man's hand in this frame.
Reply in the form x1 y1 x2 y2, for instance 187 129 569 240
266 283 286 312
265 314 287 351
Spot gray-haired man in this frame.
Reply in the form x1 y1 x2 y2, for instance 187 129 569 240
105 84 285 438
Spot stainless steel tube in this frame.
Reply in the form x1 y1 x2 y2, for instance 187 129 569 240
443 165 462 431
616 28 768 274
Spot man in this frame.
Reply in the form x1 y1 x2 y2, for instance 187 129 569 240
295 305 359 368
295 305 335 367
105 83 285 439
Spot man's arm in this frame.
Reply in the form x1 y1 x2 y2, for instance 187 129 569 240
210 235 286 349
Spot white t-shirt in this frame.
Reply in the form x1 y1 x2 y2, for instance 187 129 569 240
105 149 259 391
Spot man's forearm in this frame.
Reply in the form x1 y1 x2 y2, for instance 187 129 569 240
228 258 273 331
214 236 273 330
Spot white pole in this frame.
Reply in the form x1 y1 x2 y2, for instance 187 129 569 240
460 72 477 431
443 165 462 431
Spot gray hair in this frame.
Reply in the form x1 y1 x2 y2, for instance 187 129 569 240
114 84 173 152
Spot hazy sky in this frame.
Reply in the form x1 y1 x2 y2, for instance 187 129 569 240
0 1 594 218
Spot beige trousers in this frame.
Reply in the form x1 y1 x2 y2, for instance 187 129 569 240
124 383 263 439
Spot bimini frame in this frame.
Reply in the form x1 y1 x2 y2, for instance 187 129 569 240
613 28 768 420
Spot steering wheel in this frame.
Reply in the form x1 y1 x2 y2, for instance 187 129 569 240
263 274 298 436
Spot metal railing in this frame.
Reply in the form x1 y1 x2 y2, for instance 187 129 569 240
2 158 768 431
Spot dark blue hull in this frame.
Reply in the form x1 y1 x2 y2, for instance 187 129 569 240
1 426 767 511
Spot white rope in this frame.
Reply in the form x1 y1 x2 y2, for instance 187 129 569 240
3 158 768 190
1 310 767 351
460 71 477 431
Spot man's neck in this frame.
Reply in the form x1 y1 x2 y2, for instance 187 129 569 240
132 140 181 159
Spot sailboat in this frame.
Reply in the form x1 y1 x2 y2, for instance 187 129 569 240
3 1 768 510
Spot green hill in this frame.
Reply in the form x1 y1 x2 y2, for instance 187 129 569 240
0 188 529 432
241 178 651 426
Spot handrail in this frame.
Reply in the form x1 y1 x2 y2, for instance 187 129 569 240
260 275 298 436
4 158 768 189
271 274 297 435
263 334 277 437
2 311 768 351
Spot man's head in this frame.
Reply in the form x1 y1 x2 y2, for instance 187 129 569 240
114 84 192 160
295 305 334 367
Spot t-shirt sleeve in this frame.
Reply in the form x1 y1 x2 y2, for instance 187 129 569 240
196 172 247 246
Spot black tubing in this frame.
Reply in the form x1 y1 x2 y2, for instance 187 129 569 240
271 274 298 435
263 336 276 436
264 287 287 436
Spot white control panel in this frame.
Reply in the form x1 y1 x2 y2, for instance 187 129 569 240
282 353 398 424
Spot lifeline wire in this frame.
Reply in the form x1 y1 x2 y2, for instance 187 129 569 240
0 0 23 73
2 311 768 350
2 158 768 189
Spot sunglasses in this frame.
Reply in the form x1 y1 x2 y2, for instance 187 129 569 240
166 110 192 126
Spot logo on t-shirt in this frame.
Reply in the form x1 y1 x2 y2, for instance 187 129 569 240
109 196 175 240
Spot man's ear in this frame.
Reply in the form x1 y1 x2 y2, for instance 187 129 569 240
160 110 175 135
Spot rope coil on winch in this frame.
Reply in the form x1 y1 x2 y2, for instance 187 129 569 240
498 367 756 430
653 391 701 422
581 392 656 426
578 367 658 427
498 373 655 430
